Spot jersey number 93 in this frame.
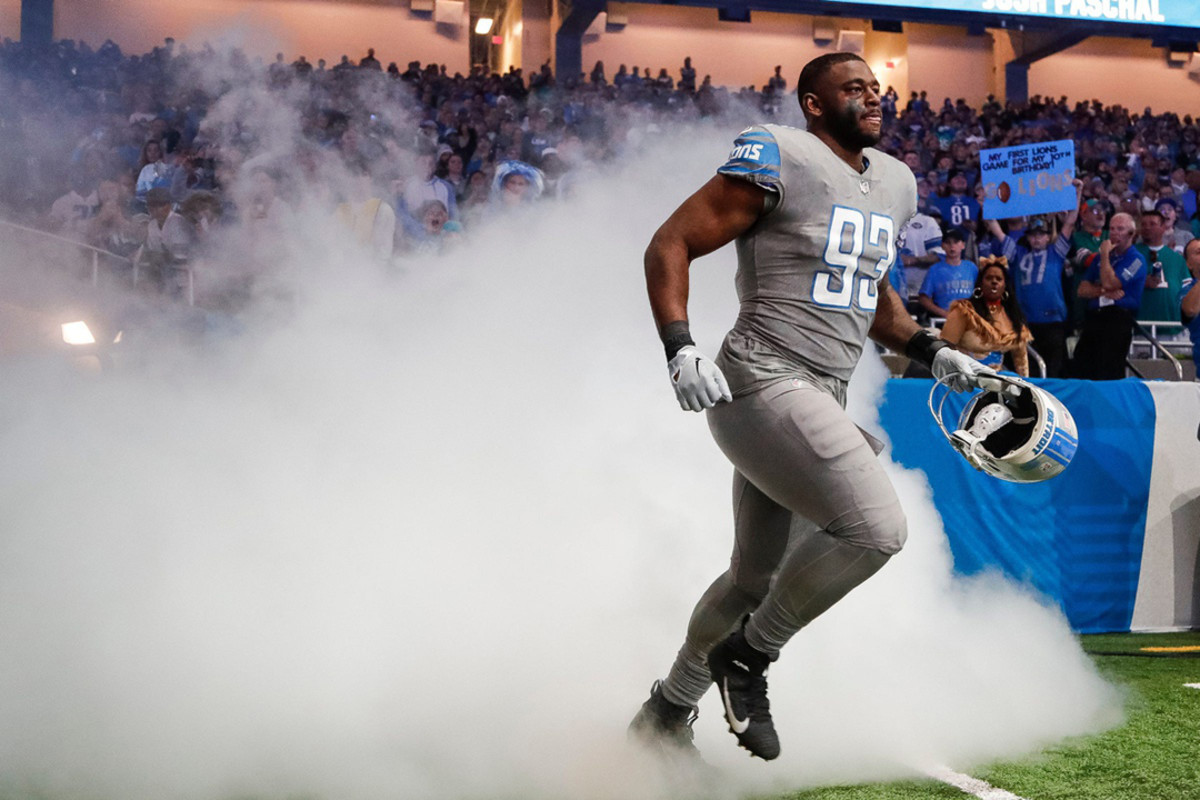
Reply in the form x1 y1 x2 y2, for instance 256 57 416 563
814 205 895 312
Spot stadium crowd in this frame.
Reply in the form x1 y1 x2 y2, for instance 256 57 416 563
0 36 1197 377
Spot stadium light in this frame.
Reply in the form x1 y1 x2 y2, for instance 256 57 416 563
61 321 95 345
475 17 494 34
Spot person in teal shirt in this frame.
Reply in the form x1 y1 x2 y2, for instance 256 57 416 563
1135 209 1189 336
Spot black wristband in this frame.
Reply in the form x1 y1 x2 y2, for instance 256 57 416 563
660 320 696 361
904 329 949 367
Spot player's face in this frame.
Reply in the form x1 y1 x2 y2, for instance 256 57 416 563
817 61 882 149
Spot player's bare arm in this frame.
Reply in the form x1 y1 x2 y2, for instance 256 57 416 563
869 283 923 352
646 174 766 411
645 174 767 331
871 281 999 391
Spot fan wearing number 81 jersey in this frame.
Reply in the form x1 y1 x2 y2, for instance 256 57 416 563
714 122 918 394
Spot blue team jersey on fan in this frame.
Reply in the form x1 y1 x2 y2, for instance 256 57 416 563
919 259 977 311
1083 247 1148 312
931 194 980 227
717 128 782 193
1004 233 1071 323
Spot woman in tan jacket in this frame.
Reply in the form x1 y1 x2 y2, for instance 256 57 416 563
941 255 1033 377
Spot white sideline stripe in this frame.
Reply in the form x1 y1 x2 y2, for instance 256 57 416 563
1185 683 1200 689
927 766 1031 800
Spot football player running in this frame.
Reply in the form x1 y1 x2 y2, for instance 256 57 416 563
628 53 992 762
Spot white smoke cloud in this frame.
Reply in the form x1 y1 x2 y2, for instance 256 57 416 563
0 94 1120 800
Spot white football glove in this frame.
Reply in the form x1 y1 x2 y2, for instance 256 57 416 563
931 346 999 393
668 345 732 412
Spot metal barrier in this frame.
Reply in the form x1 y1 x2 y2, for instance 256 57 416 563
1026 343 1048 378
0 217 195 306
1129 320 1185 381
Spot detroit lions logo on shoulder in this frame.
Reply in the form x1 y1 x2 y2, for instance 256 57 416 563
730 142 765 161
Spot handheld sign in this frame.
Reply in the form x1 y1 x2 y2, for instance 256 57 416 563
980 140 1076 220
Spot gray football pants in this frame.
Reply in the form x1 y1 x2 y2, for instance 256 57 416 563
660 378 907 710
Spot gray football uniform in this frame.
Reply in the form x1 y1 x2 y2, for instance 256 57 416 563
714 124 918 398
658 125 919 712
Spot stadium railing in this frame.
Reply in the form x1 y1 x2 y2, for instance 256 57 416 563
0 218 195 306
1128 320 1186 381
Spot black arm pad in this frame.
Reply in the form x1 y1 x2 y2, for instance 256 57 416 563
905 329 949 368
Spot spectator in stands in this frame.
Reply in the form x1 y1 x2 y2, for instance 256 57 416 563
984 184 1081 377
242 168 292 233
915 177 935 216
401 148 458 233
881 86 898 123
490 160 544 207
1074 213 1147 380
48 171 99 238
135 139 172 203
767 65 786 97
360 48 381 70
405 199 461 255
467 136 493 176
1179 239 1200 378
931 168 979 229
87 178 139 257
179 190 222 241
918 227 977 320
1069 199 1109 332
438 151 468 201
141 186 191 295
678 57 696 93
1134 209 1188 335
898 207 943 312
337 167 395 263
941 256 1031 377
1155 198 1194 253
1167 167 1192 215
520 109 556 166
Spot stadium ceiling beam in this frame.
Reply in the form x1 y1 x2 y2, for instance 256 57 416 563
20 0 53 45
555 0 606 81
1008 30 1091 66
1005 30 1089 105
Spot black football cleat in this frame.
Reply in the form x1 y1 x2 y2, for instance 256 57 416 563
707 629 780 760
627 680 703 762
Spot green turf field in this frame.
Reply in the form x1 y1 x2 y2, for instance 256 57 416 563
783 632 1200 800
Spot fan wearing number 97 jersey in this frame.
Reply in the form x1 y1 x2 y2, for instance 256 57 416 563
713 123 918 395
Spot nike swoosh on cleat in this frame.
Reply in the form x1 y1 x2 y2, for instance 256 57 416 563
721 678 749 734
